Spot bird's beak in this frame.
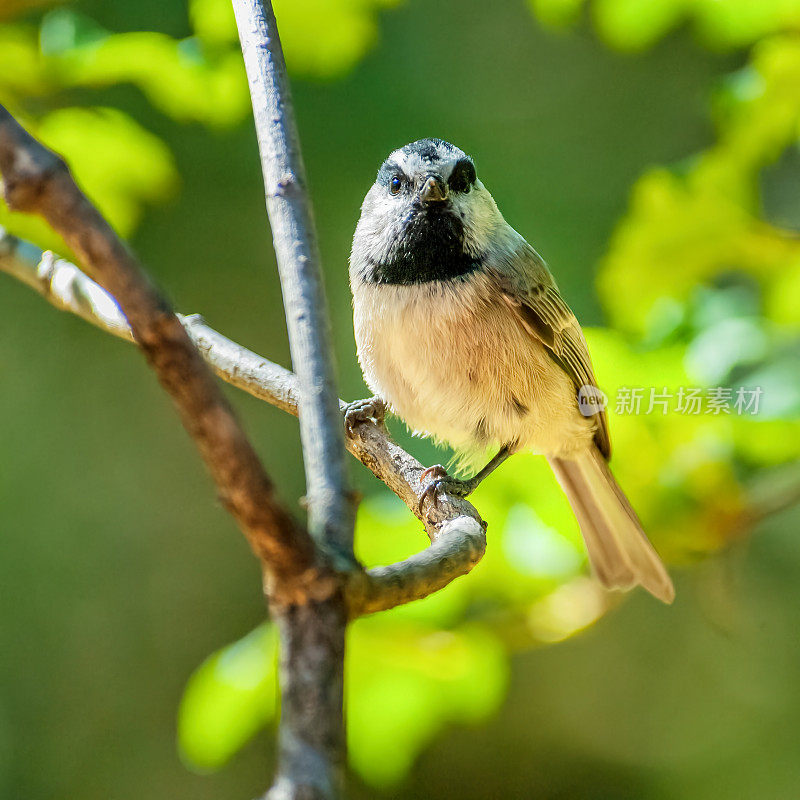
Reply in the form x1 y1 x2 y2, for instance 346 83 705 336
419 175 448 202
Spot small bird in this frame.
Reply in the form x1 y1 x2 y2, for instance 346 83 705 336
348 138 674 603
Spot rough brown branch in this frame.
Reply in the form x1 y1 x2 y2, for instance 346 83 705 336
0 108 322 603
0 229 488 618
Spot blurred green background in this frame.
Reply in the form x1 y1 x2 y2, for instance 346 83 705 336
2 0 800 797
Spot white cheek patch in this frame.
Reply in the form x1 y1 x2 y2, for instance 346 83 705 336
450 182 506 257
353 186 408 266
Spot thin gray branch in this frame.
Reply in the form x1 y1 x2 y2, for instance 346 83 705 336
233 1 357 793
0 236 132 338
0 229 487 618
232 0 353 560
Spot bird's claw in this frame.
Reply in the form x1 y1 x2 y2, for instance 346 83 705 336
417 465 472 515
420 464 448 483
344 396 386 435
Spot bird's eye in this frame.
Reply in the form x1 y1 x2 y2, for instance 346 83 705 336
389 175 402 195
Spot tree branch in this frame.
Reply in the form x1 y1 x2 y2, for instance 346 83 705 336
233 0 353 560
0 107 322 603
346 515 486 616
0 228 487 618
231 1 360 794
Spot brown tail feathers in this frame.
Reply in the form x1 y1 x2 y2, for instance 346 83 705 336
548 447 674 604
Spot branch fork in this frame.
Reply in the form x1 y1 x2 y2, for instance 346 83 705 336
0 2 486 795
0 225 487 617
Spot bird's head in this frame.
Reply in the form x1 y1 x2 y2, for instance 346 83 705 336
351 138 505 285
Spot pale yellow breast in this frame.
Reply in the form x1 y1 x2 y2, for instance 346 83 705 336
352 273 594 457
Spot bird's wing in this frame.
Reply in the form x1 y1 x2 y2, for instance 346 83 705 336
494 243 612 459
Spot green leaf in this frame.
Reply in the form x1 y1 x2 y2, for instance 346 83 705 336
178 624 278 770
54 32 250 127
593 0 685 52
0 106 177 254
529 0 800 50
502 503 584 579
39 8 109 55
178 620 507 787
189 0 239 46
0 25 50 96
346 620 508 787
190 0 403 80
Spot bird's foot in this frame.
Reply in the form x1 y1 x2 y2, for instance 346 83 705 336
344 396 386 435
417 464 475 515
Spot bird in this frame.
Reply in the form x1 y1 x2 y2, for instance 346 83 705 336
346 138 674 604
